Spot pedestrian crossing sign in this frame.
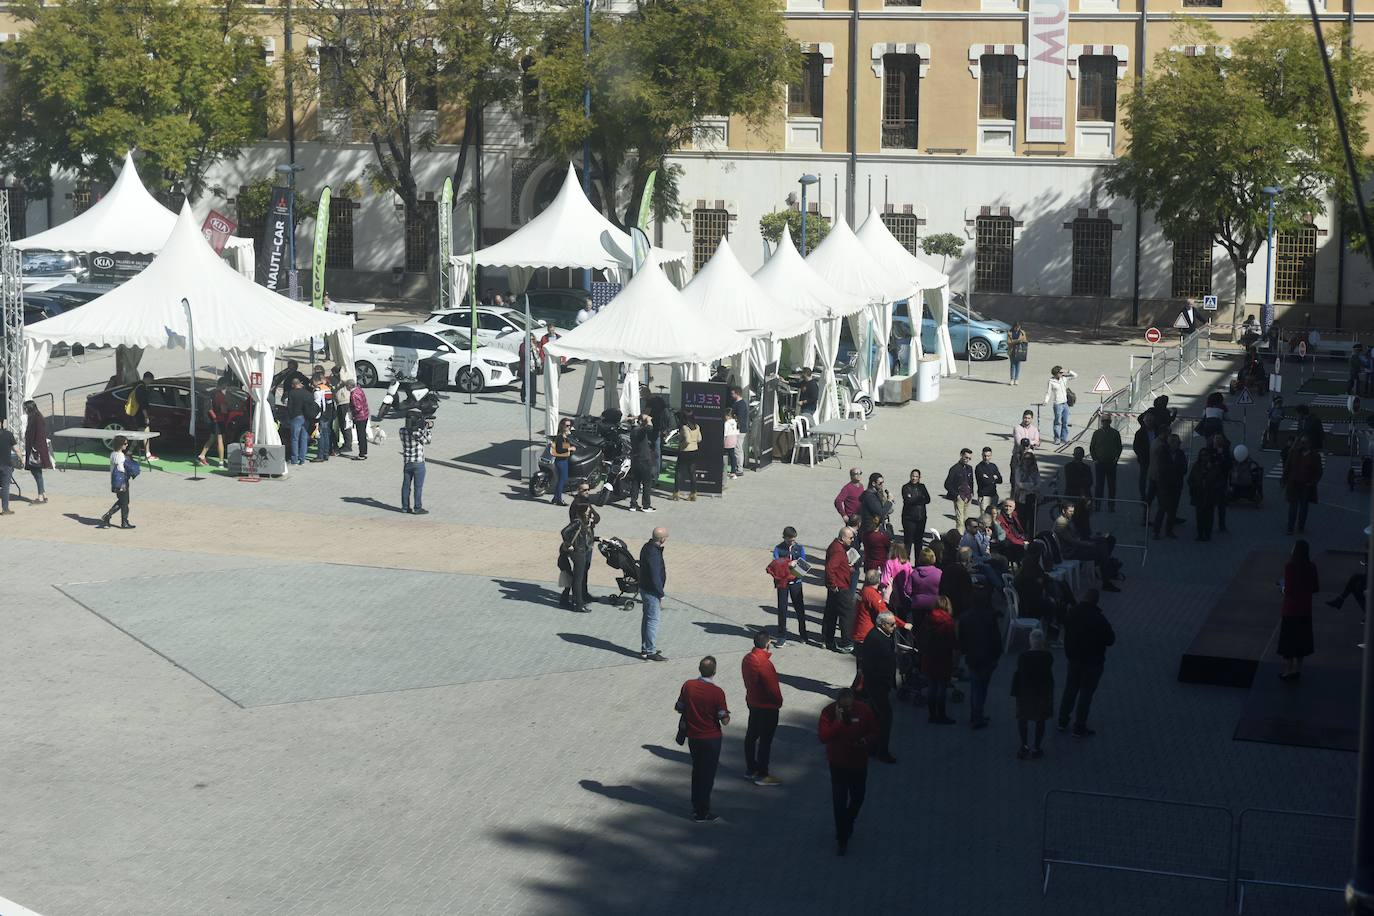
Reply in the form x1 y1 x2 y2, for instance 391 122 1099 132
1237 387 1254 405
1202 295 1219 311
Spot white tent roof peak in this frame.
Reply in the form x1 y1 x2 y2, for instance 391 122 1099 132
856 207 950 293
23 203 352 352
680 237 813 341
805 216 918 307
545 262 749 364
752 229 869 320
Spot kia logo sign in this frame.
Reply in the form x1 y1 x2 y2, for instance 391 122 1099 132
210 217 230 232
92 255 115 270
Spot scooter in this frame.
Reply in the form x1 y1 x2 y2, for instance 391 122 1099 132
529 410 632 499
836 352 877 419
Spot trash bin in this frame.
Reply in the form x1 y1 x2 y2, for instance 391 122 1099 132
915 355 942 403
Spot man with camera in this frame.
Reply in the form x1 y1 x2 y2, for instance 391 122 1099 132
399 409 433 515
628 414 658 513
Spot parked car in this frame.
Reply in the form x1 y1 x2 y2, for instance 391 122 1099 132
85 376 277 450
894 298 1010 361
422 305 564 347
524 287 593 328
22 252 87 280
352 323 520 393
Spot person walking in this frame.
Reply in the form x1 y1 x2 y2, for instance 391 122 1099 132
1057 588 1115 737
1133 412 1158 523
347 380 370 461
673 412 701 501
823 526 858 653
22 400 52 504
742 632 784 786
920 596 958 725
399 410 431 515
1188 447 1225 542
1151 434 1187 540
1043 365 1078 446
559 503 597 612
1090 415 1122 512
900 469 931 556
834 467 865 520
285 377 312 466
959 598 1004 729
727 386 749 478
97 435 137 529
1011 629 1055 759
549 417 574 506
944 448 976 532
196 377 231 467
0 414 21 515
675 656 730 822
311 370 335 461
858 611 902 763
818 688 878 855
1278 539 1319 680
1008 322 1029 386
768 526 811 645
128 371 159 462
975 447 1003 515
1283 435 1322 535
639 527 669 661
628 414 658 512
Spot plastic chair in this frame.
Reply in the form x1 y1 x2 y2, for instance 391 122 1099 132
790 416 819 467
1003 587 1037 652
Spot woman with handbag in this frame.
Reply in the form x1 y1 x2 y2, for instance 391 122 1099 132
1008 323 1029 386
549 417 574 506
23 400 52 503
673 412 702 501
559 503 597 612
99 435 137 529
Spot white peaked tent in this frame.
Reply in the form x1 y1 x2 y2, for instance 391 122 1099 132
805 218 918 398
856 208 957 376
14 152 256 277
752 231 868 422
680 237 813 390
22 205 354 448
542 263 750 434
450 164 685 298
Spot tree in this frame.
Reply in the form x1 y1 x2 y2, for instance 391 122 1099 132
920 233 965 274
1107 17 1374 336
0 0 270 202
759 209 831 254
532 0 797 227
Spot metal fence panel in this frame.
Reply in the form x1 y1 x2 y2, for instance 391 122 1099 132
1236 808 1352 910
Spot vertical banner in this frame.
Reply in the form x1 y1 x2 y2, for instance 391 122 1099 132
680 381 729 495
1026 0 1069 143
438 177 454 310
637 170 657 232
468 203 478 377
200 210 238 254
256 186 292 290
311 186 331 310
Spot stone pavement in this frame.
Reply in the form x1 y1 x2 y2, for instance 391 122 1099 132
0 335 1361 915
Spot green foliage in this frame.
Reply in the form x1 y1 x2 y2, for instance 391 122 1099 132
760 209 831 253
531 0 797 226
1107 15 1374 325
920 232 965 272
0 0 271 201
231 175 370 227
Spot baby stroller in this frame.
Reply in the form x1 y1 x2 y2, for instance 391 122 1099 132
893 625 925 705
1228 448 1264 506
596 536 641 611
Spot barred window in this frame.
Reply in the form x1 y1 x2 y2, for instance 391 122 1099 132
1171 233 1213 298
405 48 439 112
979 55 1018 121
788 53 824 118
881 55 919 150
236 185 264 242
1071 217 1113 297
1077 56 1118 123
692 208 729 273
325 196 354 270
974 215 1014 294
1275 225 1317 303
5 185 25 239
70 183 94 216
881 212 920 256
404 199 437 273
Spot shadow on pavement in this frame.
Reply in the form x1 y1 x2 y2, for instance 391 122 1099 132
557 632 641 659
777 672 837 698
640 744 691 765
498 579 564 608
340 496 407 513
693 620 760 639
577 779 684 818
63 511 105 527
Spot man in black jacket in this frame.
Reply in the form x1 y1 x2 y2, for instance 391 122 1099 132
628 414 658 512
974 447 1002 513
1058 589 1116 737
944 448 976 532
957 602 1003 729
638 527 669 661
858 612 900 764
1132 412 1157 522
1150 434 1188 539
859 472 893 528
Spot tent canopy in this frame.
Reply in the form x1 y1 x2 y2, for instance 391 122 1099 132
545 262 748 365
680 237 812 341
855 207 957 376
14 152 252 257
751 231 867 320
804 217 916 311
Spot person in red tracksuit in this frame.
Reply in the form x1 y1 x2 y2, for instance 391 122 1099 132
676 656 731 822
818 688 879 856
823 526 858 653
741 632 784 786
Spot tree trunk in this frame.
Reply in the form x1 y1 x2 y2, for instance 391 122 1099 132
1229 252 1247 343
451 107 474 203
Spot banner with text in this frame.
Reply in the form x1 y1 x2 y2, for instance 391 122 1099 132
1026 0 1069 143
88 252 154 284
200 210 237 254
438 177 454 310
256 186 292 291
311 186 331 310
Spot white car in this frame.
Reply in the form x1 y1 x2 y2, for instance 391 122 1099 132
352 324 521 393
423 305 562 348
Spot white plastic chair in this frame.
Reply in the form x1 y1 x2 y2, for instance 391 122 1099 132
1003 587 1038 652
790 416 819 467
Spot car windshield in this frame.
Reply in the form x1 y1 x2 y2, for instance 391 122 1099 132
434 328 476 350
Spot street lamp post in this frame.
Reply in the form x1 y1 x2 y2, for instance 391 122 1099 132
1262 186 1281 332
798 173 819 256
582 0 593 293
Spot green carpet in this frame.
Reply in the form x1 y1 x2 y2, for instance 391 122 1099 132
1297 377 1351 395
53 443 236 477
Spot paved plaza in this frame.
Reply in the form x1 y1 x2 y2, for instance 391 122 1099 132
0 326 1361 915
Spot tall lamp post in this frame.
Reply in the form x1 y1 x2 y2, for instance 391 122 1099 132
798 173 819 256
1261 185 1281 331
582 0 593 293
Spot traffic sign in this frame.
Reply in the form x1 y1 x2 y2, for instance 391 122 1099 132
1298 340 1308 358
1091 374 1112 394
1202 295 1219 311
1172 312 1192 330
1237 387 1254 405
1145 327 1162 344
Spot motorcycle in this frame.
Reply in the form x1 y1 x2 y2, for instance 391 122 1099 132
529 409 633 500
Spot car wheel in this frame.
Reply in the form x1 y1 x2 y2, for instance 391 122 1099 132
101 422 125 450
355 361 378 387
968 338 993 362
455 366 485 393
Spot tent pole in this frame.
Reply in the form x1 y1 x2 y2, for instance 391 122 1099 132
184 298 203 482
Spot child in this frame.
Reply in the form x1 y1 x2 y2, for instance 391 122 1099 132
766 526 811 646
1264 396 1284 450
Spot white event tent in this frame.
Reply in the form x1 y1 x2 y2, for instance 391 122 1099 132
751 231 868 422
542 262 749 434
22 205 353 448
679 237 812 390
856 208 957 377
14 152 256 278
450 164 685 298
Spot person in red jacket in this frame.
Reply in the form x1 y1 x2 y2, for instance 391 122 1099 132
921 596 959 725
741 632 784 786
834 467 864 519
818 688 879 856
676 656 731 822
852 570 913 643
823 526 858 653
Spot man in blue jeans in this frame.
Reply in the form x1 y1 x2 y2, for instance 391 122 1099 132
285 377 313 465
638 527 669 661
399 410 432 515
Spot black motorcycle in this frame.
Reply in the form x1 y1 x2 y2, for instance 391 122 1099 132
529 410 633 499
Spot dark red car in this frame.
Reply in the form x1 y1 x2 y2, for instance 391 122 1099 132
85 376 280 451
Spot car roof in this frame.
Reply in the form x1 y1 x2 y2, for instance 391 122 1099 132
426 306 516 318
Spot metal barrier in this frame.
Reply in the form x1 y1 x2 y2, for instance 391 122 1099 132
60 380 112 432
1234 808 1352 914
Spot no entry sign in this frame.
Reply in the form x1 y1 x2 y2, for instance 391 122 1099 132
1145 327 1162 344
